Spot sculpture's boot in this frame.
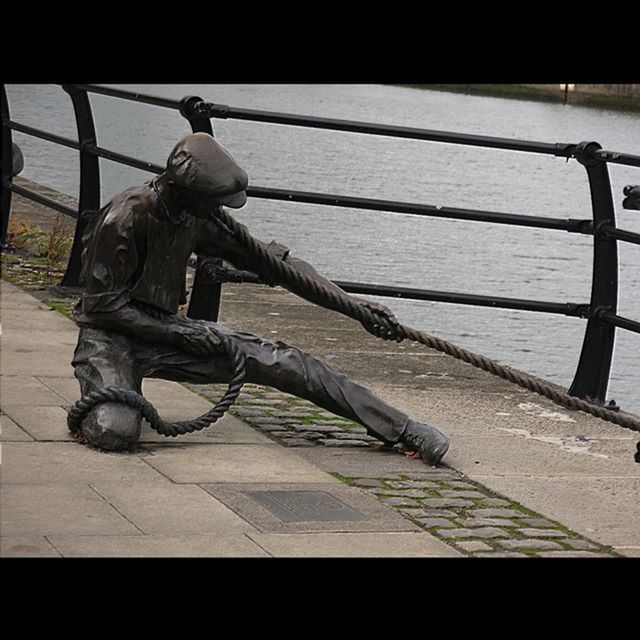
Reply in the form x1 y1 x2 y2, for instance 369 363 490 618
79 402 142 451
399 420 450 466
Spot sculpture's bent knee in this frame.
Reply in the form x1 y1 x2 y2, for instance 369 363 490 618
80 402 142 451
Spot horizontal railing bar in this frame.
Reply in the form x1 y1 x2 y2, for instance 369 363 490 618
4 120 80 150
247 185 587 232
73 84 576 158
83 143 164 174
334 281 589 316
3 180 78 218
4 120 164 178
595 149 640 168
599 310 640 334
601 225 640 246
214 266 588 316
74 84 183 110
210 105 576 157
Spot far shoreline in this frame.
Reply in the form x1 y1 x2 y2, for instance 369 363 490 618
389 84 640 114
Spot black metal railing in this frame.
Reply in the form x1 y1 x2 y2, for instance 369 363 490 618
2 83 639 409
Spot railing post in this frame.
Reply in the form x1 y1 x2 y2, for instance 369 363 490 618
1 84 14 249
179 95 224 322
57 84 101 289
569 141 618 404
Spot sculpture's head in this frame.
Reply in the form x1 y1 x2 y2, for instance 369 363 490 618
165 132 248 215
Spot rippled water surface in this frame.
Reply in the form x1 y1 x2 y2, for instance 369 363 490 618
6 84 640 414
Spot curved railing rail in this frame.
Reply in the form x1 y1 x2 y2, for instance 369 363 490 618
1 83 639 409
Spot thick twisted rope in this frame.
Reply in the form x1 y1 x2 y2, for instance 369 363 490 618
67 328 246 437
215 207 640 461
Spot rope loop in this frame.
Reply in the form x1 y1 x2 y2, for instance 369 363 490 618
68 328 246 437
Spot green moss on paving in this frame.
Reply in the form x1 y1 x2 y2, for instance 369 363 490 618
293 412 356 427
42 298 78 320
1 252 67 290
331 471 621 557
2 248 80 319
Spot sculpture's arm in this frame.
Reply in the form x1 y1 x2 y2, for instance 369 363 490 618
200 212 402 341
277 255 404 342
77 303 223 356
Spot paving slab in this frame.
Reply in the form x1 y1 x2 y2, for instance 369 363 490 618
89 482 259 535
141 444 339 484
0 413 34 441
0 284 78 379
0 280 70 308
139 414 275 445
246 531 461 557
2 405 73 441
294 445 459 477
33 376 82 404
141 378 221 415
0 484 142 537
471 475 640 548
1 326 76 358
444 435 640 478
371 385 636 440
0 375 68 406
614 547 640 558
0 350 77 377
2 318 78 340
46 533 270 557
0 282 46 310
2 442 167 485
0 536 62 557
0 285 75 321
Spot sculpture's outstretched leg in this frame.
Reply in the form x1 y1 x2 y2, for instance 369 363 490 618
145 324 450 464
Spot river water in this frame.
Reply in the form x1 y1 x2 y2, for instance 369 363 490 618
6 84 640 415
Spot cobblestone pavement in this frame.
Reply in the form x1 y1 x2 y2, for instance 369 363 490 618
188 382 620 558
187 382 379 449
340 474 617 557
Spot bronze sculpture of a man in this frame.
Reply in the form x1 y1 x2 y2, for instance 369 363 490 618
71 132 450 465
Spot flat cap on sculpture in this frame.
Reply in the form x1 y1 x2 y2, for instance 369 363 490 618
166 132 249 208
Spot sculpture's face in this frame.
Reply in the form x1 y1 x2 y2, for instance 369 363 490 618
168 182 228 220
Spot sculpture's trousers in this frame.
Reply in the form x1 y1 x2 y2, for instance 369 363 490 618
71 324 410 446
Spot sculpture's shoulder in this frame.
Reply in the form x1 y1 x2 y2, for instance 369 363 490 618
100 183 155 231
